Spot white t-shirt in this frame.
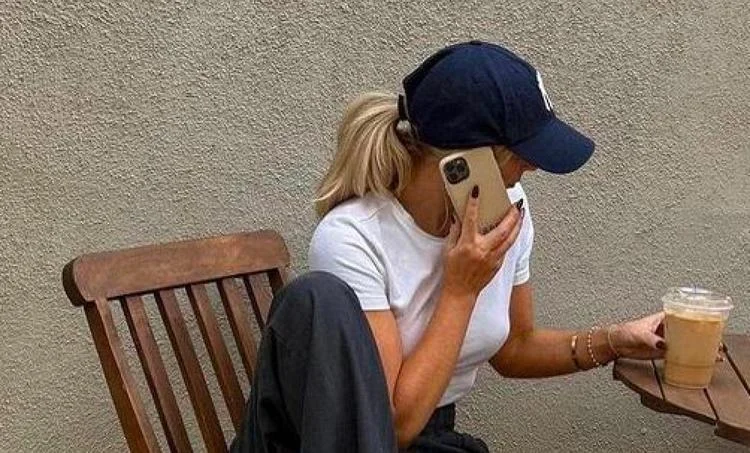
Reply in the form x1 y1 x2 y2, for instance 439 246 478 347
308 184 534 406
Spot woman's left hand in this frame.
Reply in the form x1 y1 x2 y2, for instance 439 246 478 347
610 312 666 360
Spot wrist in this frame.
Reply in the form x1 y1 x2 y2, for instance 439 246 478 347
440 283 478 306
579 326 616 368
592 327 617 365
606 324 622 359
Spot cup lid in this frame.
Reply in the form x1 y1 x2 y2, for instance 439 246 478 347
662 287 733 313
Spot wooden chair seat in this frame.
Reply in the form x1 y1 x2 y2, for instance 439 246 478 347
62 230 291 452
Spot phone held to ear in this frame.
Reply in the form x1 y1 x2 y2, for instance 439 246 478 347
439 147 513 233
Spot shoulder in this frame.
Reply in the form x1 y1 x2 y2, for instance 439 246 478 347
307 195 392 310
321 194 389 223
311 194 388 241
308 194 389 265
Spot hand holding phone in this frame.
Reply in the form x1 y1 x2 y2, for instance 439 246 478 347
442 180 523 299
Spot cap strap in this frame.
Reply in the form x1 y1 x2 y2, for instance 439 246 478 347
397 94 408 122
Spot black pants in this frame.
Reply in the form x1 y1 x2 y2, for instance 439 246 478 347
230 272 488 453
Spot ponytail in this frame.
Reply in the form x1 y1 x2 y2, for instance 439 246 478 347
314 92 414 217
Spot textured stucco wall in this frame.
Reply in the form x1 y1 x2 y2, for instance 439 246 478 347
1 1 748 451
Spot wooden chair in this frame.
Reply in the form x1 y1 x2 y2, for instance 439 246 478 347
62 230 291 452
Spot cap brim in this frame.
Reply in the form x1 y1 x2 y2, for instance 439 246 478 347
509 118 595 174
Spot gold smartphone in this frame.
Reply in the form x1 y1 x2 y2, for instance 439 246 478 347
439 147 512 233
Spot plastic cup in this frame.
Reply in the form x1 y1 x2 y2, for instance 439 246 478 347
662 287 733 389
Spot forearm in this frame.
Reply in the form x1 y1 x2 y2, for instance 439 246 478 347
392 289 474 446
491 327 618 378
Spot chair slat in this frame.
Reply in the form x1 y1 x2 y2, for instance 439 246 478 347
268 267 288 295
613 358 667 412
186 284 245 431
65 230 290 306
156 290 227 452
706 356 750 444
217 278 258 384
86 298 161 453
724 335 750 395
242 274 273 330
121 296 193 453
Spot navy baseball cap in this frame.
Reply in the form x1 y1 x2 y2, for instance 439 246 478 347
398 41 594 174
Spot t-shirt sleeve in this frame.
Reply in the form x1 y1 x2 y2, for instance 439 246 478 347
513 202 535 286
308 216 390 311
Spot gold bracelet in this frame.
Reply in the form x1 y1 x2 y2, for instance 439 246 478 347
606 325 621 359
571 334 583 371
587 326 605 367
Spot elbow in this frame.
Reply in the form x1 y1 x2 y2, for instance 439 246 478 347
395 422 419 450
393 407 425 449
490 335 529 378
490 355 523 378
494 365 522 378
492 362 513 378
396 432 413 450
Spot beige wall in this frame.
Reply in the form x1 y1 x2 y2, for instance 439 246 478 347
2 1 748 451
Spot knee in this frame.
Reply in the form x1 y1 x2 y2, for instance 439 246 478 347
284 272 356 302
289 271 352 294
270 271 362 325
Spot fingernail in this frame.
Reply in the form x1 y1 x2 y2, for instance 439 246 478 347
656 340 666 350
515 199 524 210
471 185 479 198
520 207 526 218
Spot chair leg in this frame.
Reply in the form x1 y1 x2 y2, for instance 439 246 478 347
86 298 161 453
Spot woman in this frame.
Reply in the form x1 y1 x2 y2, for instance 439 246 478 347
232 41 665 453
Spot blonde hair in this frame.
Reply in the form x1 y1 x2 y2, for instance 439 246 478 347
314 92 519 218
315 92 417 217
492 146 514 168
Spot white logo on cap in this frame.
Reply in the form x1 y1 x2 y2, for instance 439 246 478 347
536 71 553 112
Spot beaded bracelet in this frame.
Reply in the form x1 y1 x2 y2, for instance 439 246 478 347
587 326 605 367
571 334 584 371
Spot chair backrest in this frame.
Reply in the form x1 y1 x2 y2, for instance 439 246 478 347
62 230 291 453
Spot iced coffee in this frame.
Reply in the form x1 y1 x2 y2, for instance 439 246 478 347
663 287 733 389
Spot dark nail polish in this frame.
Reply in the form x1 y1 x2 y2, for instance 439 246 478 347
655 322 664 337
656 340 666 350
515 199 524 210
520 207 526 218
471 185 479 198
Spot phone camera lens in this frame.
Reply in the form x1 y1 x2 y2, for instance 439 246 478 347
444 157 469 184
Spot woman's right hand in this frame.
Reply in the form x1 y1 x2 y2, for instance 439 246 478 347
442 186 523 301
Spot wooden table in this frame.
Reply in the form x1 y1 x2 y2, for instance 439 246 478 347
614 334 750 446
